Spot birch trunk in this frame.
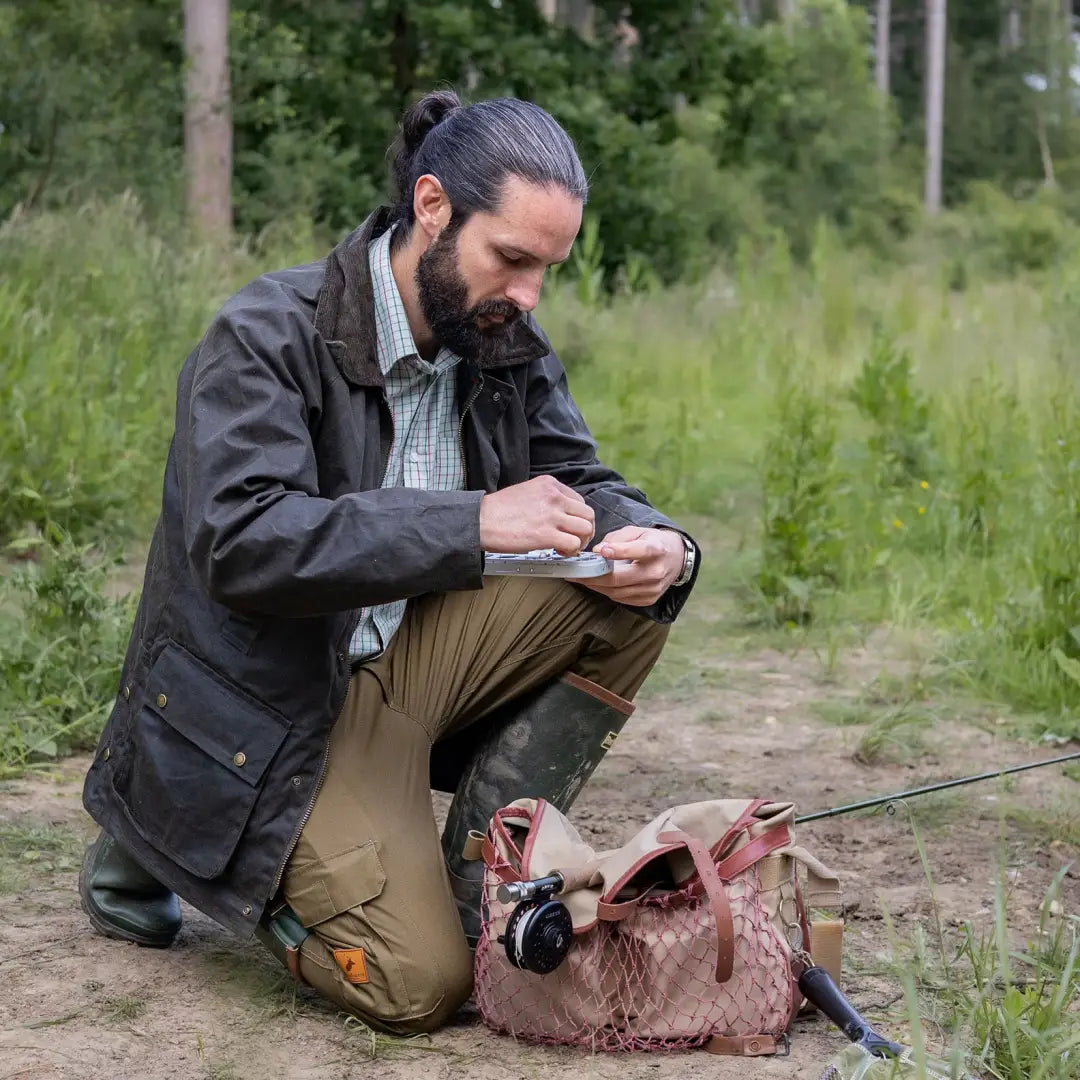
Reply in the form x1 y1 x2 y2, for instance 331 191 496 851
184 0 232 239
876 0 891 95
924 0 946 214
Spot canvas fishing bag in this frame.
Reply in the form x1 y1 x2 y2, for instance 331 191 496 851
471 797 841 1055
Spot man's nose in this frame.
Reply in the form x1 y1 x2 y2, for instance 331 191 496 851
505 270 544 313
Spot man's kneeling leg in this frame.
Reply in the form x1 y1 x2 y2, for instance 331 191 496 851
268 671 474 1035
276 854 474 1035
436 593 671 946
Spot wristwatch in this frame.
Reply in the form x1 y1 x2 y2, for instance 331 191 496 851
672 532 697 588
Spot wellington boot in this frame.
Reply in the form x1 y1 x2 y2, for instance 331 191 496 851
441 672 633 946
79 831 181 948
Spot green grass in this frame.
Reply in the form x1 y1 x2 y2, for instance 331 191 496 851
0 531 136 774
103 994 148 1023
872 840 1080 1080
0 820 85 893
6 197 1080 750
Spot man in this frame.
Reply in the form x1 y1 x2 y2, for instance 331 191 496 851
80 90 699 1035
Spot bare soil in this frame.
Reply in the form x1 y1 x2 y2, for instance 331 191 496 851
3 637 1078 1080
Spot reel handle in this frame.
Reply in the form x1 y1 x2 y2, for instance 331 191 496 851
496 865 597 905
497 873 565 904
799 966 905 1059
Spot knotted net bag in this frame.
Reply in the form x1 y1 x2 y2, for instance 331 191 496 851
473 797 840 1053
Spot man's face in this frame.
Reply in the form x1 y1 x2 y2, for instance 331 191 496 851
416 175 582 363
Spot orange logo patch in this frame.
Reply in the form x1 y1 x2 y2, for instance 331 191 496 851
333 947 369 984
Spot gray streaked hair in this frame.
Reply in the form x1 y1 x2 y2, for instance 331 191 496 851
388 90 588 234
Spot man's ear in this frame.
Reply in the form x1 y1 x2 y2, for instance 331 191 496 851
413 175 451 243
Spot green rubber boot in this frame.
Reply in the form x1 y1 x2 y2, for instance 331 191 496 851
440 672 633 947
79 831 182 948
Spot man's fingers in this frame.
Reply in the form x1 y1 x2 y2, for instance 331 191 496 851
595 535 665 562
581 580 662 606
585 560 664 589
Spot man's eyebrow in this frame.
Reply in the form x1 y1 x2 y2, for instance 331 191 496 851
502 245 571 266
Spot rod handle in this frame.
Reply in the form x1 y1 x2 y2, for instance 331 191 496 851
799 966 904 1059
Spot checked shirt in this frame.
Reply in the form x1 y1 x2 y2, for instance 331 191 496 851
348 227 465 661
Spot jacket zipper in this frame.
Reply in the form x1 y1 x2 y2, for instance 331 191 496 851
272 395 395 896
271 648 353 894
457 372 483 485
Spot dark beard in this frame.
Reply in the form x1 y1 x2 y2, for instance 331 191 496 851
416 222 522 365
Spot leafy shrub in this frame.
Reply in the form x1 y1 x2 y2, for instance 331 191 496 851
848 330 934 487
964 182 1075 273
757 368 845 625
0 528 133 777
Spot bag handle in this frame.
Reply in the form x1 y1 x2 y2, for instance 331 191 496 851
642 828 735 984
594 830 735 982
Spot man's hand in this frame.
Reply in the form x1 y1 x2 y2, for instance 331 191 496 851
580 526 687 607
479 475 595 555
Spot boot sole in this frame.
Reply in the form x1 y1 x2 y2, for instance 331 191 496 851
78 852 179 949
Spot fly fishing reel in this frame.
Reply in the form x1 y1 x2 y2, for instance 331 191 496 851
496 873 573 975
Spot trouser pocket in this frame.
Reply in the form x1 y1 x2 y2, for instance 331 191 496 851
286 841 428 1020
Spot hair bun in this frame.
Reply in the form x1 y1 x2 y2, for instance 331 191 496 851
401 90 462 154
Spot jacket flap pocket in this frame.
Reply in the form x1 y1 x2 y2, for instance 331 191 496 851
145 643 287 786
288 842 386 927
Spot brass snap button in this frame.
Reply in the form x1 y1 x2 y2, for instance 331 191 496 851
122 686 131 700
103 747 111 761
233 752 247 767
156 693 167 708
242 905 252 916
748 1039 760 1053
291 775 302 787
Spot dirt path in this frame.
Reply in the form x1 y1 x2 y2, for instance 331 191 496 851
3 638 1078 1080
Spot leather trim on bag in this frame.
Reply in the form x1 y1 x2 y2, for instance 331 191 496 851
706 1033 785 1056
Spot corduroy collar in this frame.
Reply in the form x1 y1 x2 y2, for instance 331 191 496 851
313 207 548 387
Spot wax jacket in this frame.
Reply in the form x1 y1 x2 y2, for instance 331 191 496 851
82 207 700 936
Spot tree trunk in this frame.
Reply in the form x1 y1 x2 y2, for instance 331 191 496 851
924 0 946 214
184 0 231 240
1001 2 1021 53
876 0 891 95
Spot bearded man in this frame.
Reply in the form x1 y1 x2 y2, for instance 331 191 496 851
80 90 700 1034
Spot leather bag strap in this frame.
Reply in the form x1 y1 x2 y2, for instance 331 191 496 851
656 828 735 984
714 824 791 881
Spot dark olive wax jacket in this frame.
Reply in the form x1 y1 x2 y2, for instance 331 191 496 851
82 207 700 937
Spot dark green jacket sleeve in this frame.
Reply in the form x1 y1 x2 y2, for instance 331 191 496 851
178 293 485 617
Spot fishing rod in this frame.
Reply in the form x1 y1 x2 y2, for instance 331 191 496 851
795 748 1080 824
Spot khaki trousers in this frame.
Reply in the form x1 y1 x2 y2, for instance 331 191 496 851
280 576 668 1033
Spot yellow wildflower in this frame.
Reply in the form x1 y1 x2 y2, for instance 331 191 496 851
918 506 926 515
893 518 904 529
919 480 929 490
